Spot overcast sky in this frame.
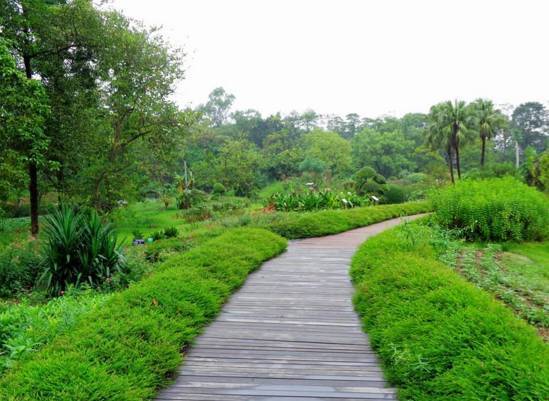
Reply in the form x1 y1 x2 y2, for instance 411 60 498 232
111 0 549 118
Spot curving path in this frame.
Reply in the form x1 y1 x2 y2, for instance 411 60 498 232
157 216 422 401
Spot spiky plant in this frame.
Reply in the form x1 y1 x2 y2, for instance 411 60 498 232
40 205 125 295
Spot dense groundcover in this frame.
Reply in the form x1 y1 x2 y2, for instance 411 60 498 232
267 200 431 238
0 202 432 400
351 223 549 401
0 228 287 401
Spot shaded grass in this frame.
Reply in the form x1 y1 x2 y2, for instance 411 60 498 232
0 228 287 401
351 223 548 400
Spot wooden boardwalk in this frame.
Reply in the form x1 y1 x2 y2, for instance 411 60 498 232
157 217 416 401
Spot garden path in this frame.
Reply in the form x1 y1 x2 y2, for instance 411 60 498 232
156 215 422 401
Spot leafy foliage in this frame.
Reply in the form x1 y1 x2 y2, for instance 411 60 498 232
431 177 549 241
40 205 126 295
0 244 41 298
269 190 368 212
353 166 387 196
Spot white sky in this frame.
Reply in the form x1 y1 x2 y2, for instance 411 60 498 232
111 0 549 118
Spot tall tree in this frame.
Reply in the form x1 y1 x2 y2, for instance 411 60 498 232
303 129 351 176
470 99 508 167
351 128 415 178
511 102 548 155
0 38 50 235
432 100 472 179
426 103 455 183
0 0 102 233
199 87 235 127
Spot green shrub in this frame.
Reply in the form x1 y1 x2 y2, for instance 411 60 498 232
0 244 41 297
382 184 408 204
131 230 144 240
210 197 250 213
162 227 178 238
263 201 431 239
431 177 549 241
269 190 368 212
176 189 206 210
350 223 548 401
149 230 164 241
0 228 287 401
177 205 213 222
354 166 387 196
40 205 126 295
212 182 226 195
0 208 6 232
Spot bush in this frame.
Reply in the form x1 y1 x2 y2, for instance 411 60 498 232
162 227 178 239
354 166 387 196
177 205 213 222
263 201 431 239
210 197 250 213
0 228 287 401
431 177 549 241
176 189 206 210
0 244 41 297
269 190 368 212
212 182 226 195
149 230 164 241
40 205 126 295
383 184 408 204
350 223 548 401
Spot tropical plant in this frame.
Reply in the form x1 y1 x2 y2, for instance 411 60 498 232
470 99 508 167
176 161 206 209
40 205 126 295
269 190 368 212
426 100 473 182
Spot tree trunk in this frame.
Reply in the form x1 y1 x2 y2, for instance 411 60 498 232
447 148 455 184
455 142 462 179
29 162 39 237
480 136 486 167
515 140 520 168
24 54 40 237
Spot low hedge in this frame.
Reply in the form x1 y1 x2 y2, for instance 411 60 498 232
350 223 548 400
0 228 287 401
265 200 431 239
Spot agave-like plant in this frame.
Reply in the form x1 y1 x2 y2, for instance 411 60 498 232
40 205 126 295
40 205 84 295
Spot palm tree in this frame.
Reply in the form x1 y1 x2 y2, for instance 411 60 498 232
427 103 455 183
470 99 508 167
441 100 471 179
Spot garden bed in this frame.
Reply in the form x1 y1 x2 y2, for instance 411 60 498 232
351 221 548 400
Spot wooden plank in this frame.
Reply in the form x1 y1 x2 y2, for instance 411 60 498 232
156 216 422 400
